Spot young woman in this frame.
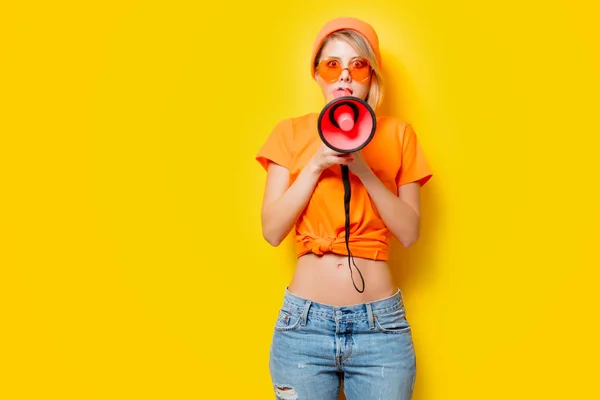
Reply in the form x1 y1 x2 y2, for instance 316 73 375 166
256 17 433 400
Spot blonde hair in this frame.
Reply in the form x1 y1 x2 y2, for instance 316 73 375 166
313 29 384 111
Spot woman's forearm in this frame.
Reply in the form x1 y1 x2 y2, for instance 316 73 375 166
261 162 322 246
357 169 420 247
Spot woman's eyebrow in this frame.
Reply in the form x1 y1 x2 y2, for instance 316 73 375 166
322 55 361 60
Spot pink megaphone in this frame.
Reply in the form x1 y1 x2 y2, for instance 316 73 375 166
317 95 376 153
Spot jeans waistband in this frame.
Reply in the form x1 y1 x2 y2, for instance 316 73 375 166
281 286 405 321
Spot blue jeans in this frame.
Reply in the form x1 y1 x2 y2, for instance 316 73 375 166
269 287 417 399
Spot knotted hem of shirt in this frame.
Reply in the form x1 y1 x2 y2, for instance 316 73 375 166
300 234 339 255
296 233 389 261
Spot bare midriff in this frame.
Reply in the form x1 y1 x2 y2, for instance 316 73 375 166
287 253 397 306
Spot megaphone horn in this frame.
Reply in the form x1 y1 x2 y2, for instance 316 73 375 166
317 95 376 154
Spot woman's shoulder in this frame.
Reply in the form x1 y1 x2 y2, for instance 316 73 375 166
289 112 319 129
269 112 319 141
375 115 422 141
375 115 410 129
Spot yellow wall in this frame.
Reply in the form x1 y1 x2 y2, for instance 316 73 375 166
1 1 599 399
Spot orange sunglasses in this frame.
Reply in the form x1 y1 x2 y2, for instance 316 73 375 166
316 57 372 83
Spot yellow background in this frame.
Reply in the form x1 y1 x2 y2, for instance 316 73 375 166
1 1 599 399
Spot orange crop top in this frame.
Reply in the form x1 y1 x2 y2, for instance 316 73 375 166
256 112 432 261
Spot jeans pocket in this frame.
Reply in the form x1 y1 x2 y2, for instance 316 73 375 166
273 307 302 331
374 308 411 334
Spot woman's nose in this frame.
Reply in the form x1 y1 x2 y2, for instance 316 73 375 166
339 68 351 82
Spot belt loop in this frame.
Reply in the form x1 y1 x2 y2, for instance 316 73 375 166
301 300 312 326
366 302 374 329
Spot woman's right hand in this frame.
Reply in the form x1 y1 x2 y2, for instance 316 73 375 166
308 143 354 174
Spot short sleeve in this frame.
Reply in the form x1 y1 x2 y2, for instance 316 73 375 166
395 123 433 187
255 119 294 171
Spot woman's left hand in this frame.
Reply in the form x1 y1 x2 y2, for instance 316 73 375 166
345 150 372 179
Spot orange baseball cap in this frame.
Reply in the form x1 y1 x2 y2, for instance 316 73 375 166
310 17 382 80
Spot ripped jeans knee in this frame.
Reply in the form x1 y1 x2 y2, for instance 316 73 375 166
274 384 298 400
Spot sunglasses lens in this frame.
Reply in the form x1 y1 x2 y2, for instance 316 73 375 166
317 59 342 82
349 58 371 82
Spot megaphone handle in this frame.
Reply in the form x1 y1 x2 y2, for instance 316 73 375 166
341 165 365 293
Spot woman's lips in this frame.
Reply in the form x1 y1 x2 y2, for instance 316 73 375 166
333 87 353 96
